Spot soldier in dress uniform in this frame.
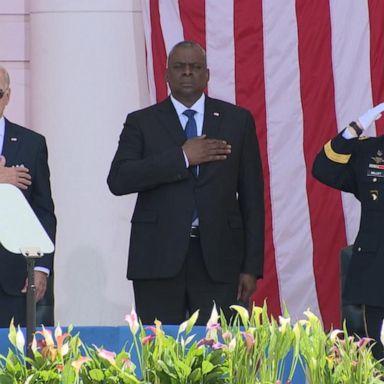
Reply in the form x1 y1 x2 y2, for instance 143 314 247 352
313 103 384 361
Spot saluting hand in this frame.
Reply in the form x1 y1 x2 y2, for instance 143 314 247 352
358 102 384 131
0 155 32 190
182 134 231 166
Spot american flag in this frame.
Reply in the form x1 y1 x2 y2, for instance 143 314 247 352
140 0 384 329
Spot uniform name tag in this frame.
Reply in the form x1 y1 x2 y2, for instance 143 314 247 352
367 168 384 177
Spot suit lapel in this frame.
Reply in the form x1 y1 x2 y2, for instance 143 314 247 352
202 97 222 139
2 119 20 165
157 97 187 146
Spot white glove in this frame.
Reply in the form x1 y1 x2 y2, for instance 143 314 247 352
357 102 384 130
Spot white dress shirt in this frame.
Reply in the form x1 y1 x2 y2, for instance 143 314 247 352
0 116 5 154
170 94 205 226
170 93 205 168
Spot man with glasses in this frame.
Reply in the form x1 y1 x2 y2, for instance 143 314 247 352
0 66 56 328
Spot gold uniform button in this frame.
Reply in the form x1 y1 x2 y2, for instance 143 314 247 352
373 178 377 182
358 247 362 252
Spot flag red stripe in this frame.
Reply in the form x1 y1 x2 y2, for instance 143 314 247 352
150 0 168 102
296 0 346 328
179 0 206 49
234 0 281 317
368 1 384 136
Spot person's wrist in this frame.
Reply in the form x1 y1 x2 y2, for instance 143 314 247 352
349 121 363 137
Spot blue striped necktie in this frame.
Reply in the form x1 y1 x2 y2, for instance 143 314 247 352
183 109 198 177
183 109 198 222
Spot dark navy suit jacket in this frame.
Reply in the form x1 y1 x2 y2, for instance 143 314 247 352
108 96 264 283
0 118 56 296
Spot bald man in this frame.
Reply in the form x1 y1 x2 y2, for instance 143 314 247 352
108 41 264 325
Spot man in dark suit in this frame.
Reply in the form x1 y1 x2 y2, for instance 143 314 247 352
108 41 264 325
0 66 56 328
312 102 384 360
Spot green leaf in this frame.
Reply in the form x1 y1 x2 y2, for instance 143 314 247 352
29 369 60 383
89 368 105 381
189 368 202 382
205 369 228 384
61 362 77 384
156 360 177 379
230 305 249 327
174 360 191 377
186 310 200 334
154 370 174 384
0 374 13 384
202 360 214 375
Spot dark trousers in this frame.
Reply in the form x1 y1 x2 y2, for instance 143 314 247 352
133 236 238 325
363 305 384 361
0 287 26 328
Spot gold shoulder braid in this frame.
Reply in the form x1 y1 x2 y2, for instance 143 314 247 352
324 140 351 164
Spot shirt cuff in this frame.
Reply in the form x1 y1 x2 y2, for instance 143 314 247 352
182 150 190 168
34 266 50 276
342 127 357 139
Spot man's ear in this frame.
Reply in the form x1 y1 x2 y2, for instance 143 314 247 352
165 68 169 84
4 87 11 107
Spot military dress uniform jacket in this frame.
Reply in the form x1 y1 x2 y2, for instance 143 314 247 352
312 129 384 307
107 96 265 284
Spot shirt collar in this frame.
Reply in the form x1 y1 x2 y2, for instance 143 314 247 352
0 116 5 133
0 116 5 155
170 93 205 116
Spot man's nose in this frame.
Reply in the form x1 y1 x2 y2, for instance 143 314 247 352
183 64 193 75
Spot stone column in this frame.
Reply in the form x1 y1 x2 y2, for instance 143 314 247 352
29 0 149 325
